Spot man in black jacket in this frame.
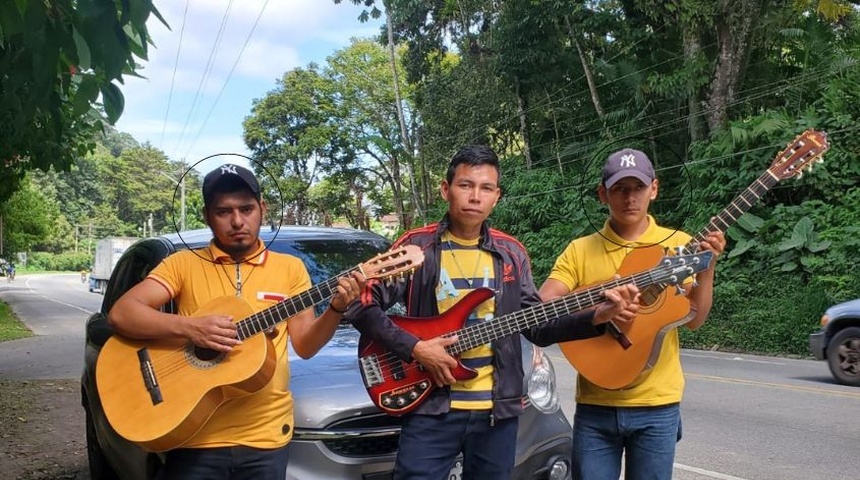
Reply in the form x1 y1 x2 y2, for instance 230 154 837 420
349 145 640 480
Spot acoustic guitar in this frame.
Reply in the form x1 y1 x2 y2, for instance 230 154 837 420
560 128 831 390
359 252 712 415
96 245 423 452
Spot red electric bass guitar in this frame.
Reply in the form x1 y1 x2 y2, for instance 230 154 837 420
359 252 713 415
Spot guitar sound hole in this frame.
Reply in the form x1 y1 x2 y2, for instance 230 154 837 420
194 347 221 361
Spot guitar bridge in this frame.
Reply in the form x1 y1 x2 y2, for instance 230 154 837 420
137 348 163 405
359 353 384 387
607 322 632 350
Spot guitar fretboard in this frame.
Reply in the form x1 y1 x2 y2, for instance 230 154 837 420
443 262 688 354
641 168 779 302
686 170 778 251
234 266 361 340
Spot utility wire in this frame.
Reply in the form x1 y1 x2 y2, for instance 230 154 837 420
184 0 272 162
159 0 190 150
172 0 235 159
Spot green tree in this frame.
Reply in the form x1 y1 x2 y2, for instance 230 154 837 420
0 0 166 202
244 65 348 225
0 175 58 256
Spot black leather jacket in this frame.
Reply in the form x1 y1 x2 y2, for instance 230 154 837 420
349 215 603 420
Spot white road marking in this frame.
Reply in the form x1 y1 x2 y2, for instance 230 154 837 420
674 462 752 480
25 277 96 315
682 351 785 365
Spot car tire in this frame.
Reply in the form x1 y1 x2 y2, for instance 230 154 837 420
86 406 121 480
826 326 860 387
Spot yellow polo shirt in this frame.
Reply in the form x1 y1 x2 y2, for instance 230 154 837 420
547 216 691 406
147 240 311 448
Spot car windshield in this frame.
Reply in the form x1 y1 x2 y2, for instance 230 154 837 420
271 238 389 285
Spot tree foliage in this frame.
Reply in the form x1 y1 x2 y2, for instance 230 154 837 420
0 0 166 202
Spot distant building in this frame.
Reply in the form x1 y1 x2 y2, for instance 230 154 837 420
379 214 399 237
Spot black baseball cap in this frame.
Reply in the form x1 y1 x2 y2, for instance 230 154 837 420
202 164 261 206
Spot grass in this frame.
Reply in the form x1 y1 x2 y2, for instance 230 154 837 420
0 300 32 342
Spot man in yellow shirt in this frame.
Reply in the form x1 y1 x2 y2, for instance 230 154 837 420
108 164 364 479
539 148 726 480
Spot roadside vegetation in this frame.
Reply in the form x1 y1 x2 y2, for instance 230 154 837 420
0 301 33 342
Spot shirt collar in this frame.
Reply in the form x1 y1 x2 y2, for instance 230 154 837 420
598 214 662 253
207 239 268 265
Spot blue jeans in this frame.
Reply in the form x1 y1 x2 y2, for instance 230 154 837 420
394 410 518 480
156 445 290 480
572 403 681 480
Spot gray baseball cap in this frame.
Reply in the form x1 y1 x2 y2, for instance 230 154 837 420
602 148 655 188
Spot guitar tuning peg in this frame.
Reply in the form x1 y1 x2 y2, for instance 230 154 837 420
674 285 686 296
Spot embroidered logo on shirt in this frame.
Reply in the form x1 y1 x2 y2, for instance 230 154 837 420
502 263 515 283
257 291 286 302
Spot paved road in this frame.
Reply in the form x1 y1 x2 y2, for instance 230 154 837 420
546 344 860 480
0 273 102 379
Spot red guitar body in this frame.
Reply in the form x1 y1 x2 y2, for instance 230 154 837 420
357 288 495 415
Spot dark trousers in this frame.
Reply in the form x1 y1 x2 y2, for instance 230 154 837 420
157 444 290 480
394 410 518 480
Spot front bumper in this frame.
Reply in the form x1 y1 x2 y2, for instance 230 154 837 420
809 329 827 360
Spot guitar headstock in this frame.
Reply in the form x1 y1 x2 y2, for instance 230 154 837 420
360 245 424 282
652 251 714 286
769 129 829 180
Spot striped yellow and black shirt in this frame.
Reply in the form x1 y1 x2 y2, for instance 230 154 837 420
437 232 496 410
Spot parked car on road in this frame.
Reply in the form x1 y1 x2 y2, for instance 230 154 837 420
809 297 860 386
81 225 573 480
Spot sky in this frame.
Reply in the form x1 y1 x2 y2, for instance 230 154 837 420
114 0 382 176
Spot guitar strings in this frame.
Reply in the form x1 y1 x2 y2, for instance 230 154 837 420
135 256 413 380
365 262 694 381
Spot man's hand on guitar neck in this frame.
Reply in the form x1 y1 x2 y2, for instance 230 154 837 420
695 231 726 265
412 335 459 387
592 283 641 326
686 229 726 330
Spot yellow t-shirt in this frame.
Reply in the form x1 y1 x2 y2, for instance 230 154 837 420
547 216 691 406
147 240 311 448
437 232 496 410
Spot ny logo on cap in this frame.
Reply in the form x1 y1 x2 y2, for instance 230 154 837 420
220 164 238 175
619 154 637 168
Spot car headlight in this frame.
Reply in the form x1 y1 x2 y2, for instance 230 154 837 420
527 349 560 413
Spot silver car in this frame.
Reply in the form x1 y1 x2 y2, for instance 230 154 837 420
81 226 573 480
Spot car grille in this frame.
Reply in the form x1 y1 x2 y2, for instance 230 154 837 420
321 413 401 458
324 433 400 457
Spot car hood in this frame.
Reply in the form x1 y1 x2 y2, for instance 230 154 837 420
289 326 381 429
825 298 860 321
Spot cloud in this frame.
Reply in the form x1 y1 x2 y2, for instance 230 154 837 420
235 39 302 81
115 0 383 163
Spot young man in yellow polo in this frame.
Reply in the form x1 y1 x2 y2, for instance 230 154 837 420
539 148 726 480
108 164 364 479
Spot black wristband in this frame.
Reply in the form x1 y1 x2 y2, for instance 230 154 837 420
329 303 347 314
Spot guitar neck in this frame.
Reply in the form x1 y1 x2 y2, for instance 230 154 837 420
235 266 360 340
446 269 661 355
685 169 780 253
638 169 778 302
